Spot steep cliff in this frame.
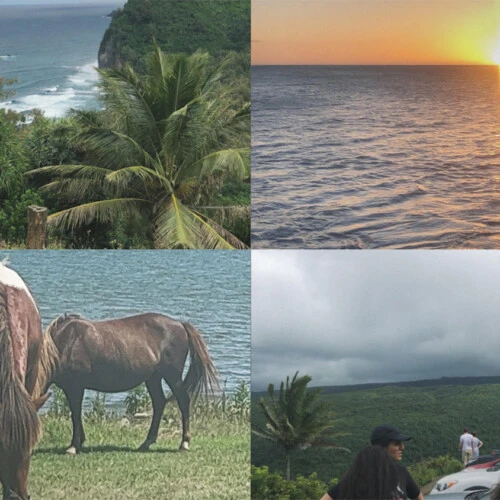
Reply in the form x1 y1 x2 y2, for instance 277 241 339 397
98 0 250 72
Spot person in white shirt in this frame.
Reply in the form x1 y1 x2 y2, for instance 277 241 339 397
459 427 475 467
472 432 483 459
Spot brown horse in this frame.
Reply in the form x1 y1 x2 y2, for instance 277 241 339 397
0 263 49 500
36 312 218 455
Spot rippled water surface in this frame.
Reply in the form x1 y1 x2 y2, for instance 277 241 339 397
252 66 500 248
3 251 250 410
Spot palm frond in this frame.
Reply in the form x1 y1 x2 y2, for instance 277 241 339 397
189 208 248 249
176 148 250 185
105 166 173 194
252 372 340 461
153 195 243 249
192 205 250 227
48 198 149 230
75 127 160 173
97 66 162 152
27 164 112 180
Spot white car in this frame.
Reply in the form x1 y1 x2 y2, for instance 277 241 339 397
430 464 500 495
425 490 490 500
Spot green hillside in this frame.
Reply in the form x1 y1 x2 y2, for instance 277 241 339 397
98 0 250 72
252 382 500 483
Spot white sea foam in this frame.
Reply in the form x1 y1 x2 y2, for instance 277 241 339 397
68 61 99 86
0 60 100 118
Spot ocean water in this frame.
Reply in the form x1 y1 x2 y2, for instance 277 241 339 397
0 3 122 118
2 250 250 410
252 65 500 249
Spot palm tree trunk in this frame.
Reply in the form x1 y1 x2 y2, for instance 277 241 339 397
285 453 291 481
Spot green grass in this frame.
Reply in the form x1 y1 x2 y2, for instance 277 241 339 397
29 412 249 499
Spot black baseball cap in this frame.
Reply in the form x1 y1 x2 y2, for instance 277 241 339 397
370 424 412 447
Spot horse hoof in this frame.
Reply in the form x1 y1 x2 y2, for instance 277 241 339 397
66 447 77 456
180 441 189 451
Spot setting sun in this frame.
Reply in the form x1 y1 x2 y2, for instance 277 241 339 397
491 37 500 65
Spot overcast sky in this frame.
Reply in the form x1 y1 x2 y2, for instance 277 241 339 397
252 250 500 391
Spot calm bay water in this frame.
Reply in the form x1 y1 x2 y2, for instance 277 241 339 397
252 65 500 249
2 250 250 410
0 3 122 117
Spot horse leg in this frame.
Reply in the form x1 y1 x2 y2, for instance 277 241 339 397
138 375 166 451
62 385 85 455
163 368 191 451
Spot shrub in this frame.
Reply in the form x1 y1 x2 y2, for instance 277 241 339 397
408 455 463 486
85 392 108 423
46 385 71 419
124 384 151 417
251 465 334 499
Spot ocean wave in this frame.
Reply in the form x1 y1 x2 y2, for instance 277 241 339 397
68 61 99 86
0 55 16 61
0 60 100 118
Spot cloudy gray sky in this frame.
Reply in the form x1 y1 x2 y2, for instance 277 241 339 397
252 250 500 390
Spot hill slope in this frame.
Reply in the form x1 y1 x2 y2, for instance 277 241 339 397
252 380 500 483
98 0 250 71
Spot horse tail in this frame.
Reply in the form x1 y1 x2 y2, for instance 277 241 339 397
32 325 60 400
0 289 40 453
181 322 219 402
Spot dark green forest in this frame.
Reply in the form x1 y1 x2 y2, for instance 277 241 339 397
0 0 250 249
252 379 500 483
99 0 250 72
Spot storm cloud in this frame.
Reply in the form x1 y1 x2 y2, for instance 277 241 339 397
252 250 500 390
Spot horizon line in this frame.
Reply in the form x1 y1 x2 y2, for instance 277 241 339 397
252 374 500 392
252 63 498 67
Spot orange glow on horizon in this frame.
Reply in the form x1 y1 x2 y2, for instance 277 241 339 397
252 0 500 66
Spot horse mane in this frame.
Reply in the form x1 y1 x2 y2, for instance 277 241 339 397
47 313 85 335
0 281 40 453
33 313 84 399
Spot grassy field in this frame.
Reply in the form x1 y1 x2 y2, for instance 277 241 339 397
28 403 249 499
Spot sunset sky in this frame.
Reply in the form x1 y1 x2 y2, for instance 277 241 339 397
252 0 500 65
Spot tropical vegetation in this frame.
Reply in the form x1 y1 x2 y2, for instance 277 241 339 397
29 46 250 249
0 0 250 249
0 48 249 248
252 378 500 484
252 372 342 481
99 0 250 73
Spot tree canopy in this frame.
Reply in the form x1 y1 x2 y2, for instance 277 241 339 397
253 372 342 481
99 0 250 73
29 46 250 249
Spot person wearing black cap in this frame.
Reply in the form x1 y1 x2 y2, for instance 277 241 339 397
321 424 423 500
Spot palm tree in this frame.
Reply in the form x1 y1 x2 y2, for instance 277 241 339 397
253 372 347 481
30 44 250 249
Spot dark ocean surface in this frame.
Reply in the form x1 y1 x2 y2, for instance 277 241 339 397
252 65 500 249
